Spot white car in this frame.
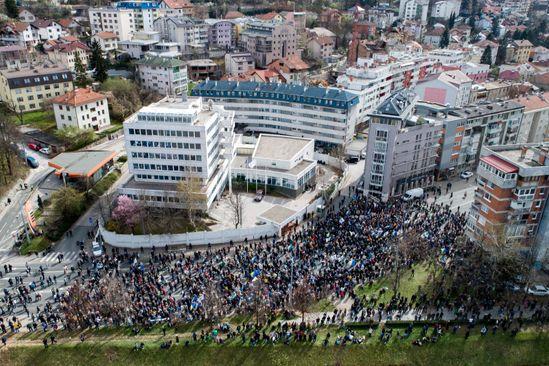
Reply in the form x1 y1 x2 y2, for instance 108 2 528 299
39 147 51 155
92 241 103 257
526 285 549 296
460 171 474 179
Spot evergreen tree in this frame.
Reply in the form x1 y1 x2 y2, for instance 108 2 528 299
495 39 508 65
448 13 456 30
439 28 450 48
5 0 18 19
480 46 492 66
468 15 476 29
512 30 521 40
90 40 108 83
489 17 499 40
460 0 470 16
74 52 88 87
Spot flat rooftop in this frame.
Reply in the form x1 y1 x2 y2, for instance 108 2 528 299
232 155 315 176
48 150 115 177
129 98 218 126
253 134 311 161
496 148 549 170
450 100 524 119
258 205 297 226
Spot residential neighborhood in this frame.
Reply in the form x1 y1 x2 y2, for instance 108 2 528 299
0 0 548 364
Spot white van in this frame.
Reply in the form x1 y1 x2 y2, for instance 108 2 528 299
402 188 424 201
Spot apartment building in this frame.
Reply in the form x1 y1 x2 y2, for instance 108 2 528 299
514 94 549 144
399 0 429 24
121 97 236 210
414 70 472 108
337 56 438 123
506 40 533 64
46 41 90 73
239 21 298 67
429 100 525 177
186 59 220 81
159 0 194 17
52 87 110 131
0 65 73 112
116 1 159 33
467 144 549 249
204 19 234 49
153 16 208 53
430 0 461 19
428 49 468 66
362 90 441 201
89 7 135 41
191 80 360 147
118 31 161 59
91 31 119 53
135 56 187 96
224 52 255 76
0 22 35 48
30 20 65 42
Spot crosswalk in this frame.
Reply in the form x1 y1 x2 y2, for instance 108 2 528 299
29 251 81 264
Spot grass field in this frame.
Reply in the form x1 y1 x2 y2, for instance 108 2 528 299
11 110 56 131
19 236 51 255
355 264 431 304
2 327 548 366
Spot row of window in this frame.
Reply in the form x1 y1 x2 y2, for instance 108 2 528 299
129 140 202 149
131 151 202 161
128 128 200 137
135 174 204 183
133 163 203 173
478 160 517 180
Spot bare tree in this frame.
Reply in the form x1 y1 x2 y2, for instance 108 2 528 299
177 175 205 228
250 277 270 326
97 276 131 325
228 192 243 228
61 281 95 329
202 278 226 322
292 280 316 323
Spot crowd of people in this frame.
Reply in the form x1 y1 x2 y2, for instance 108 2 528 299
0 191 547 346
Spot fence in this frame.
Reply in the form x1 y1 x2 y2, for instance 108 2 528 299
100 222 278 248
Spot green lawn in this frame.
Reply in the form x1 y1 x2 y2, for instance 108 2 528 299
11 110 56 131
3 328 548 366
19 236 51 255
355 264 431 304
89 170 121 197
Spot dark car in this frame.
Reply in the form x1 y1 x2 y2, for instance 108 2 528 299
254 189 264 202
26 156 39 168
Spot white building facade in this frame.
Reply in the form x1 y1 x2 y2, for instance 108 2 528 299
135 56 187 96
52 87 110 131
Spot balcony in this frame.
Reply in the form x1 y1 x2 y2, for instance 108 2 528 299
510 199 533 210
477 166 516 189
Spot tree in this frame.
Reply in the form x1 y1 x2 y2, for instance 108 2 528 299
74 52 88 87
468 15 476 29
439 29 450 48
480 46 492 65
55 126 96 150
177 176 205 228
101 78 142 120
448 12 456 30
5 0 18 19
489 17 499 40
50 187 85 223
292 280 315 323
0 121 20 185
90 40 108 82
37 195 43 210
495 39 508 65
228 192 243 228
112 195 141 231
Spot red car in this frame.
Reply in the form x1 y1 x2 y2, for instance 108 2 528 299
27 143 40 151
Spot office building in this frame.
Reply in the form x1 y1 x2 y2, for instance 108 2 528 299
135 56 187 96
191 80 360 147
121 97 235 210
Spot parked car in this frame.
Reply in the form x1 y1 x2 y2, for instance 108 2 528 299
526 285 549 296
26 156 39 168
345 157 359 164
460 171 474 179
27 143 40 151
254 189 264 202
402 188 424 201
39 147 51 155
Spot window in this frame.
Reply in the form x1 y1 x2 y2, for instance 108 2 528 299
375 130 388 142
483 191 491 201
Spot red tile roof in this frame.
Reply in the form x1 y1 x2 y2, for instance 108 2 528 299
162 0 193 9
224 11 245 19
256 12 280 21
514 93 549 112
95 31 117 39
480 155 518 174
51 88 106 107
58 18 74 28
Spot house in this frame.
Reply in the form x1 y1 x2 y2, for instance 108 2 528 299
0 22 36 48
255 12 284 22
414 70 473 107
224 52 255 76
0 65 74 112
186 59 221 81
224 11 245 20
0 45 30 70
51 87 111 131
118 31 161 59
319 9 342 26
266 56 310 84
159 0 194 17
46 40 90 73
30 20 65 42
92 32 119 54
473 39 499 65
423 28 445 47
135 56 187 96
531 46 549 63
307 36 335 61
18 9 36 23
57 18 86 37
